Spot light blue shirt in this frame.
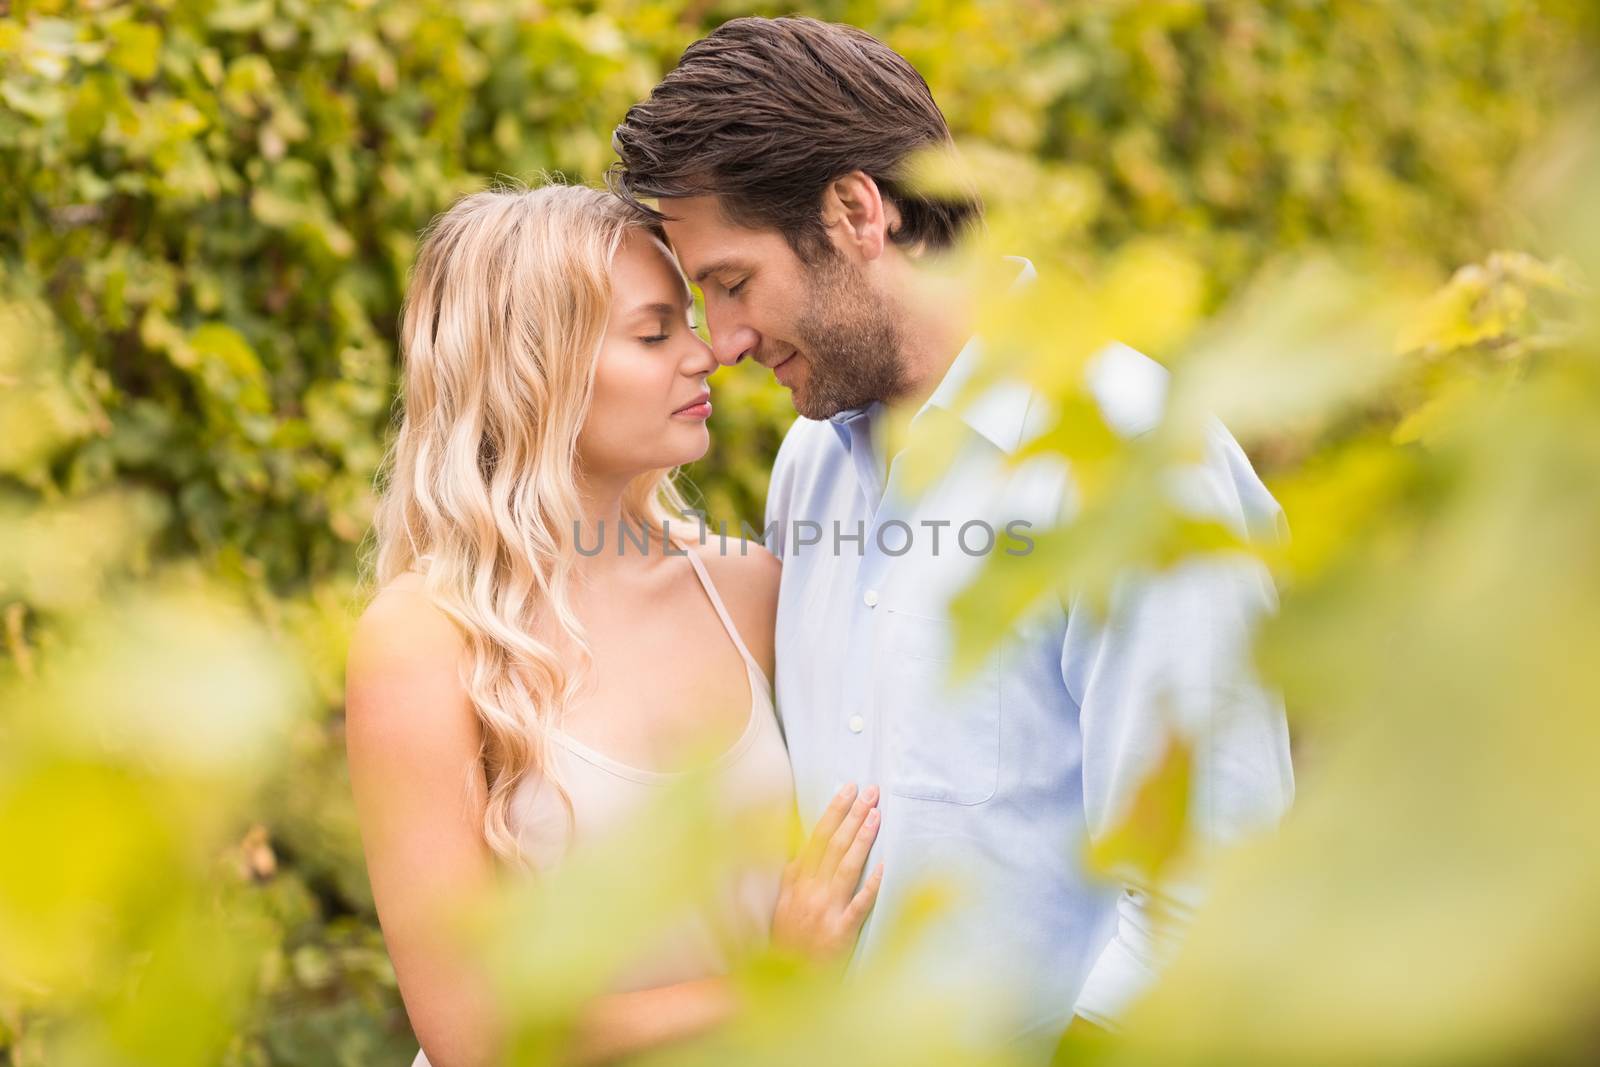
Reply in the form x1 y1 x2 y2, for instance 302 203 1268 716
761 262 1295 1050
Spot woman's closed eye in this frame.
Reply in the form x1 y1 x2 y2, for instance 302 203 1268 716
635 300 697 345
642 305 702 345
639 316 673 345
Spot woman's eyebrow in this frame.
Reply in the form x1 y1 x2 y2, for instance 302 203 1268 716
623 301 679 320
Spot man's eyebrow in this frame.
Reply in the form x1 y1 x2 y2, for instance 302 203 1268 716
690 257 745 285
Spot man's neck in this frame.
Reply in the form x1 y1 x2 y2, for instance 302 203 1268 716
889 258 981 413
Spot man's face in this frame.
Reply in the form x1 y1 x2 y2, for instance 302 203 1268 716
659 196 906 420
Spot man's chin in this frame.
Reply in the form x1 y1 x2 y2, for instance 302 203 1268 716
792 376 879 420
790 384 835 421
778 363 821 419
784 358 882 419
795 396 856 421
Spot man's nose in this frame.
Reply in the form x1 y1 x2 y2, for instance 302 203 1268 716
707 312 759 367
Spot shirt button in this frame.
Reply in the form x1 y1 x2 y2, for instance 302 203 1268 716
862 589 879 608
847 714 865 733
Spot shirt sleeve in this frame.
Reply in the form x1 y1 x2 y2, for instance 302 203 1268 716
1063 420 1296 1028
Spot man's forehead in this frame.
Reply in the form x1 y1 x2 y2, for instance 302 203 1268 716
657 194 728 241
658 201 747 275
658 198 791 281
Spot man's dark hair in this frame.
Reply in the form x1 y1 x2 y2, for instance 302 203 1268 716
609 16 982 261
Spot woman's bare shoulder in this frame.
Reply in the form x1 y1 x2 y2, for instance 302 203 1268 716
353 573 462 658
345 574 472 743
695 535 780 600
694 536 779 676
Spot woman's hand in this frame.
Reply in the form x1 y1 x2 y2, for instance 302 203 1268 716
770 783 885 963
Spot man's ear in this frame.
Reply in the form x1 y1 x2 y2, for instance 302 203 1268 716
820 171 895 261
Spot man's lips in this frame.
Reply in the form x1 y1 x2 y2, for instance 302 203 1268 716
769 350 800 386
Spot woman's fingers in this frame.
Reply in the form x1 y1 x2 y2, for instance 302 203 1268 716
841 863 885 933
830 803 880 898
818 785 878 881
800 783 858 874
772 786 887 962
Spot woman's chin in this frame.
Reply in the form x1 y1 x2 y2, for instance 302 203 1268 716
659 426 712 468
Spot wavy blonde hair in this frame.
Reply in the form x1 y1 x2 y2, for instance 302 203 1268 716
371 181 694 866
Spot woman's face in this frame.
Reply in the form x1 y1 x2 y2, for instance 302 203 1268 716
577 231 718 481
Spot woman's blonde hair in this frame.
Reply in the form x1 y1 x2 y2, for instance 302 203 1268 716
371 181 694 865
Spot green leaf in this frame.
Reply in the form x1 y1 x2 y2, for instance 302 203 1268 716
1086 734 1193 882
107 21 162 81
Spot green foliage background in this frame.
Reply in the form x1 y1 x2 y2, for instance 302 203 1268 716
1 1 1595 1064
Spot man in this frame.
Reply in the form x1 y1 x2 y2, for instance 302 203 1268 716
610 15 1294 1057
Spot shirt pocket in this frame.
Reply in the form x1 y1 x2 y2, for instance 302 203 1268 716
880 609 1002 805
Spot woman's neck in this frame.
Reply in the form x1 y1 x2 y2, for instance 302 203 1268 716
571 470 662 582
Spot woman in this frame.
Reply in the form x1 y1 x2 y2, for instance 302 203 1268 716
345 183 884 1067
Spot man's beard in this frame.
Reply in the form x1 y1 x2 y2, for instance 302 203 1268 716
789 251 906 420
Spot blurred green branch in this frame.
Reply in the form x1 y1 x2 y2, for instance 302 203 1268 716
1 2 1594 1065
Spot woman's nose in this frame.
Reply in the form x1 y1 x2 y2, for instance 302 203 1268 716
685 331 719 374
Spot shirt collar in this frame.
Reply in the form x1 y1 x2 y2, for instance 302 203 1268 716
920 256 1044 454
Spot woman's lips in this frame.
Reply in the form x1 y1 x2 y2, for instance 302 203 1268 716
672 396 712 420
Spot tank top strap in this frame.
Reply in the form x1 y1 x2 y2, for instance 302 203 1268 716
684 546 762 678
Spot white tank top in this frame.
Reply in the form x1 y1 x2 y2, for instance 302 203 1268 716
411 548 793 1066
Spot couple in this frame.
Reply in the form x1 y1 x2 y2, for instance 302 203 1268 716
346 16 1295 1067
